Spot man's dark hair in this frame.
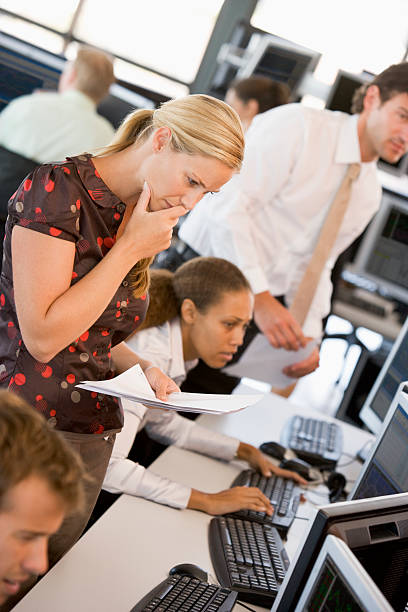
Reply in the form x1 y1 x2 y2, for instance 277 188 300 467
351 62 408 113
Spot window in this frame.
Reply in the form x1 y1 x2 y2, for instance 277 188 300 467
1 0 80 33
73 0 223 84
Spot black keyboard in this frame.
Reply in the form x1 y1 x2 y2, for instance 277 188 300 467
130 574 237 612
280 415 343 468
209 516 289 607
227 469 300 535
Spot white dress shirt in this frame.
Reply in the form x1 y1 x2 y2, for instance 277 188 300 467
103 318 240 508
180 104 382 338
0 90 114 163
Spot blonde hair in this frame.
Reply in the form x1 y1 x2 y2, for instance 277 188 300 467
73 46 115 104
98 95 245 300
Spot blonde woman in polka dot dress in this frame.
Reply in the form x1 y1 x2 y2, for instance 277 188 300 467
0 94 244 568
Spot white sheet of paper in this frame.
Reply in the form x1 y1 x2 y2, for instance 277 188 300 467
76 364 263 414
224 336 318 387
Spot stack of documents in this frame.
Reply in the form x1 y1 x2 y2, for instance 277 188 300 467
77 364 263 415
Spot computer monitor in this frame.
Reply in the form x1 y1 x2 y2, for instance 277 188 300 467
349 382 408 500
236 32 321 96
350 189 408 306
359 317 408 434
294 534 393 612
272 492 408 611
325 69 371 114
211 24 320 100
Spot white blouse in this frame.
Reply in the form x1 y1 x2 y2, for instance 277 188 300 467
103 318 239 508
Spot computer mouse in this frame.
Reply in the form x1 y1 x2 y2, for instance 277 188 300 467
279 458 313 481
260 441 287 460
168 563 208 582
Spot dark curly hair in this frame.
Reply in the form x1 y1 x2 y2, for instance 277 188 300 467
137 257 251 331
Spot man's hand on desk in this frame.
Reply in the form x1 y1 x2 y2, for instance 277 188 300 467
282 345 320 379
254 291 307 350
237 442 308 486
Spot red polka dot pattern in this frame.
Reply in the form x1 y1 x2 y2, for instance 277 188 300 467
0 154 149 434
15 373 26 385
45 179 55 192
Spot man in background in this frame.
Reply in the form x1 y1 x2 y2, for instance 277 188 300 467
0 391 86 609
0 46 115 163
165 62 408 394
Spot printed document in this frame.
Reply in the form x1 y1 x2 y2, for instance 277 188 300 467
76 364 263 414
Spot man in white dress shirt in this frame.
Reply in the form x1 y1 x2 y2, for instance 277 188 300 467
172 63 408 387
0 46 115 163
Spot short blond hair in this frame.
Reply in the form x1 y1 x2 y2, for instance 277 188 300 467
0 391 86 515
73 46 115 104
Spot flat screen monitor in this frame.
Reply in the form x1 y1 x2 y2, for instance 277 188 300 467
359 316 408 434
294 534 393 612
236 32 321 96
272 492 408 611
325 69 371 114
211 24 320 100
350 189 408 305
350 382 408 500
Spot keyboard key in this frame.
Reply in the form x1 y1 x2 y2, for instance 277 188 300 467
130 575 237 612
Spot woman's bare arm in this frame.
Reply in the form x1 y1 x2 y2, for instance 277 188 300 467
12 187 185 362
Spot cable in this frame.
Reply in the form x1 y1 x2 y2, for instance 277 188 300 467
236 601 257 612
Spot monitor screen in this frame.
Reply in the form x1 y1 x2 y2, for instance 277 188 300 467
351 190 408 306
294 535 393 612
325 70 370 115
272 492 408 612
359 317 408 434
350 383 408 500
236 33 321 96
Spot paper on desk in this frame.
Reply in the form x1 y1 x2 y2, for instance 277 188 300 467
76 364 263 414
223 335 319 387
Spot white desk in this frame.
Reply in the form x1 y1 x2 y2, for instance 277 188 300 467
14 393 374 612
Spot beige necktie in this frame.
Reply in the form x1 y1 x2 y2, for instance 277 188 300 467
289 163 361 327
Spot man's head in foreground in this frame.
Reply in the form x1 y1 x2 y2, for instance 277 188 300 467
0 391 86 604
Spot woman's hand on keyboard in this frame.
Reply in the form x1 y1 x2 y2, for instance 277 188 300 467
187 486 274 516
237 442 308 486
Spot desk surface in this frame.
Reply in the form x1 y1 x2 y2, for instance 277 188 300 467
14 392 374 612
